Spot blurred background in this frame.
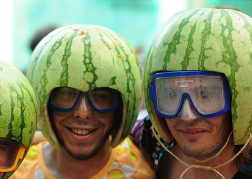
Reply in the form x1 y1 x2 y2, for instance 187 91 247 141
0 0 251 74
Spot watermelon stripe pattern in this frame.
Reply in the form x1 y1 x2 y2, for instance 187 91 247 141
145 8 252 145
0 61 37 148
27 25 143 149
0 60 37 179
82 31 98 90
7 82 36 146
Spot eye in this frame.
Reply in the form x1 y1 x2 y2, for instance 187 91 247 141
0 146 8 151
197 87 221 100
91 92 110 101
0 143 11 155
59 89 78 99
167 88 178 100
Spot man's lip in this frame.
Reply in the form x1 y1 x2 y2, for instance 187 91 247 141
71 128 96 135
64 122 98 130
178 128 208 140
179 127 208 133
67 127 98 133
66 127 99 141
68 126 97 130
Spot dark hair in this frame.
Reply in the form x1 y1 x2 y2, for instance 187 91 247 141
235 144 252 176
211 6 243 12
30 26 58 51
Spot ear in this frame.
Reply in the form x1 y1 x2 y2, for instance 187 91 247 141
110 106 123 146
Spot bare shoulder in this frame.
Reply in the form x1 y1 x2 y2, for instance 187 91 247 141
32 130 46 145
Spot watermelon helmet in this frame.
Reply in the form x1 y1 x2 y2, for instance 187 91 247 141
26 24 143 149
145 8 252 145
0 61 37 178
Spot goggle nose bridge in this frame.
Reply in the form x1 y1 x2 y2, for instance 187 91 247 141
64 91 95 112
64 91 91 112
72 91 87 109
175 93 200 118
74 92 92 112
150 85 201 118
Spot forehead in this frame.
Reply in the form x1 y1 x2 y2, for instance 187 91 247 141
0 138 13 145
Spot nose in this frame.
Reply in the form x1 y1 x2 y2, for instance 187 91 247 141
178 98 200 121
73 94 93 118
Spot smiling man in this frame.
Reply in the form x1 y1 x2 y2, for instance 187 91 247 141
10 25 154 179
132 8 252 179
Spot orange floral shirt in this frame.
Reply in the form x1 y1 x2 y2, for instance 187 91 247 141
10 137 154 179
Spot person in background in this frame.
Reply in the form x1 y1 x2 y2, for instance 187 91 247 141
11 24 154 179
132 8 252 179
30 26 58 52
0 61 37 179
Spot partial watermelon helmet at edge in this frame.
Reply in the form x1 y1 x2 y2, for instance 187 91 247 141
26 24 143 149
0 61 37 179
144 8 252 145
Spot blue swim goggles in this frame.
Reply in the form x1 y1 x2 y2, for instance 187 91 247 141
48 87 121 113
150 71 232 119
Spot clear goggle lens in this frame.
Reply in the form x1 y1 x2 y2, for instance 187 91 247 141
0 138 26 172
48 87 121 113
150 71 232 119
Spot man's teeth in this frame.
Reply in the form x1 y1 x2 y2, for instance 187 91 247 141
71 129 93 135
186 131 201 134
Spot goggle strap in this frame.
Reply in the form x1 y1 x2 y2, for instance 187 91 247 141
152 126 246 179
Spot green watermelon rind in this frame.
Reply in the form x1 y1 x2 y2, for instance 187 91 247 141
0 61 37 179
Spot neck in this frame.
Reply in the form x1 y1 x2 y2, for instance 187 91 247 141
43 140 112 179
159 141 239 179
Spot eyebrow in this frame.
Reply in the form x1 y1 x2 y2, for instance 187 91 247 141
0 141 11 146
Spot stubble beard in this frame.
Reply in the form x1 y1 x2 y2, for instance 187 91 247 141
60 129 111 160
179 138 226 158
51 119 113 161
174 118 231 159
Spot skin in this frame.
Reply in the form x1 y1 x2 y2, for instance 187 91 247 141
32 131 46 146
166 99 232 159
0 138 18 179
43 94 116 179
158 99 238 179
0 138 12 166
